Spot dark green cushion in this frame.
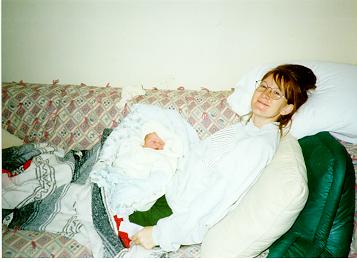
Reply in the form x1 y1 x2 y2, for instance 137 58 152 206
268 132 355 257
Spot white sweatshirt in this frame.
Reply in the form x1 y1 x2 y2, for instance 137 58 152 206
152 120 280 251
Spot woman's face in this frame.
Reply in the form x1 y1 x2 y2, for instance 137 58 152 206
251 75 292 126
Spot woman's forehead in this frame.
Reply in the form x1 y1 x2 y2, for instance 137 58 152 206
262 74 280 89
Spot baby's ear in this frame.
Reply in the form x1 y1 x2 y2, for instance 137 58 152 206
280 104 294 116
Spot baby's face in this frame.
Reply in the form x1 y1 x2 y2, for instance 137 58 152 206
143 132 165 150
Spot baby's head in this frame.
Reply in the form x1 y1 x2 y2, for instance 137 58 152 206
143 132 165 150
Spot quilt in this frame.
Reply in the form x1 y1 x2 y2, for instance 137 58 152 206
2 140 123 257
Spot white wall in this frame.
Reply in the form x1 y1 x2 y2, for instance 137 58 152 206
2 0 357 90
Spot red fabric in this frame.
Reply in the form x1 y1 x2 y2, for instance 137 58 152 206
2 159 32 177
2 169 12 177
113 214 131 248
23 159 32 170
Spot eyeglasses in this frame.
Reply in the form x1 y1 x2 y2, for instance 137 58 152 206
255 80 285 100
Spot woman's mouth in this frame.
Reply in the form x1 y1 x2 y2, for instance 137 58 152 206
253 99 270 111
257 100 269 107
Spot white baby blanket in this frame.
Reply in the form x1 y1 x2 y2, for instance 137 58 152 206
90 103 199 217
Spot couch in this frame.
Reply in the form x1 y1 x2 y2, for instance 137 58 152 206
2 81 356 258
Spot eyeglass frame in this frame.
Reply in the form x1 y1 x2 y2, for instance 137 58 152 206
255 80 286 100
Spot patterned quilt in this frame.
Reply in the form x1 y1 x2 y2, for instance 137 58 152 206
2 139 125 257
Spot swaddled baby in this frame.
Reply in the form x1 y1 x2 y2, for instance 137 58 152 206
111 121 183 181
109 121 184 247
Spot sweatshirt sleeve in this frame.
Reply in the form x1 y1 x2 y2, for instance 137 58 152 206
152 132 279 252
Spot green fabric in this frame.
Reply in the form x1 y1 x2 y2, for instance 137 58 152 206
268 132 355 258
129 195 172 226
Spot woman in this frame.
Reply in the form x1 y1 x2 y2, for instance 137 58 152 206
131 64 317 252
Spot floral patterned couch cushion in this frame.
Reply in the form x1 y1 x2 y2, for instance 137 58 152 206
2 224 92 258
2 83 240 150
2 82 124 151
127 88 240 140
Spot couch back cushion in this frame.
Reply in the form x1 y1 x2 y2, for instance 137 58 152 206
128 89 240 140
2 82 124 151
2 83 239 150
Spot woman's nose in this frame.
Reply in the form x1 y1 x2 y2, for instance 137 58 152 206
261 87 273 99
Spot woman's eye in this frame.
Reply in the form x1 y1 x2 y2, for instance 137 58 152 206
258 85 268 90
274 90 282 96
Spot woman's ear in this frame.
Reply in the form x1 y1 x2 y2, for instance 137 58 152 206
280 104 294 116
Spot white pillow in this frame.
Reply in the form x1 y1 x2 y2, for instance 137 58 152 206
200 134 308 258
227 61 357 143
2 129 23 148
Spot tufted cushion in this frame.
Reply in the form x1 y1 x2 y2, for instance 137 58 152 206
201 134 308 257
2 82 124 151
130 89 240 139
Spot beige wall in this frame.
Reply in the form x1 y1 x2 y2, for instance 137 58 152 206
2 0 357 90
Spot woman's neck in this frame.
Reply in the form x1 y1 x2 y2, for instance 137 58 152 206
251 115 278 128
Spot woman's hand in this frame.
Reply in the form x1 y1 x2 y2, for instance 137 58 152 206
131 226 156 249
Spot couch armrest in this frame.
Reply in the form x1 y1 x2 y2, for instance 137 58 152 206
268 132 355 258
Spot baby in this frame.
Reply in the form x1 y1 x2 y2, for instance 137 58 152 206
143 132 165 151
108 121 184 248
111 121 183 180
